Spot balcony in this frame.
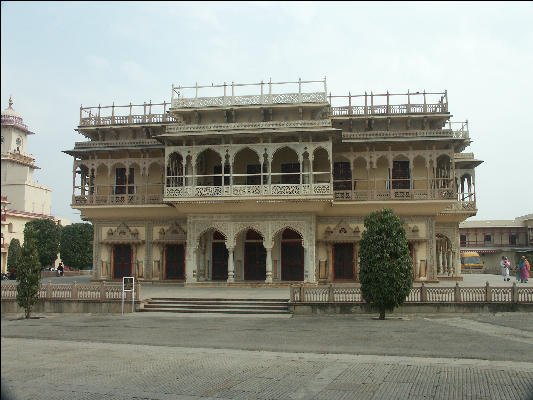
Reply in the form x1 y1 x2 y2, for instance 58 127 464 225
330 91 448 117
332 178 456 201
72 184 164 206
171 79 328 109
342 125 469 141
73 139 162 149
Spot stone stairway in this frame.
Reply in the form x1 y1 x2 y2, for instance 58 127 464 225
140 298 290 314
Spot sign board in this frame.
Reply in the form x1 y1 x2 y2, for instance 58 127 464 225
122 277 135 314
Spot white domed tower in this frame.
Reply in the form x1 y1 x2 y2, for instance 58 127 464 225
1 97 52 215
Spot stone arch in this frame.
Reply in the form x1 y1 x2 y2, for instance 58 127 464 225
271 146 300 184
271 224 307 249
312 147 330 184
195 148 222 186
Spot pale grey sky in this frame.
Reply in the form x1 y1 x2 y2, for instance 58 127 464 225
2 1 532 223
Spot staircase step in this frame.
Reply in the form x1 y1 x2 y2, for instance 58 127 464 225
147 301 287 306
143 304 287 310
149 298 288 302
139 308 289 314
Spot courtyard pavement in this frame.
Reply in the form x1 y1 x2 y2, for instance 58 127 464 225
2 311 533 399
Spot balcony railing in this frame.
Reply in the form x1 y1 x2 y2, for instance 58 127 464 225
171 78 328 109
1 114 28 130
342 126 468 141
461 241 529 248
329 90 448 117
166 119 331 134
72 184 164 206
79 102 177 127
73 139 162 149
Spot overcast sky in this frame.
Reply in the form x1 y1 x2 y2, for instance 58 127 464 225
1 1 532 223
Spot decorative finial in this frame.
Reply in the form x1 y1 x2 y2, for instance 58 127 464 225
8 96 13 108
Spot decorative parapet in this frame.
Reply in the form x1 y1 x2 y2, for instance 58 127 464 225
171 78 328 109
172 92 327 108
439 201 477 215
1 114 28 130
290 283 533 304
73 139 162 148
164 183 332 199
342 129 468 140
1 151 37 167
165 119 332 134
78 102 176 127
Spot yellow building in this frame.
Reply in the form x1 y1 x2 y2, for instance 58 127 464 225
1 98 68 273
65 79 481 284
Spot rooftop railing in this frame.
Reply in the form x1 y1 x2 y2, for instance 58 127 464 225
171 78 328 108
329 90 448 116
79 102 178 127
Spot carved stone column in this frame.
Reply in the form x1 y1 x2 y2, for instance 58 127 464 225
185 247 197 283
227 247 235 283
265 246 273 283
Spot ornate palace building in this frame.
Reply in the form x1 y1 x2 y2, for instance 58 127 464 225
65 79 481 284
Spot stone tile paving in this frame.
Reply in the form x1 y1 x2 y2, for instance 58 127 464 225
2 338 532 400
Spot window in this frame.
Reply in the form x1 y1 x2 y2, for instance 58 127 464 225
333 162 352 191
246 164 261 185
484 234 492 244
509 234 517 245
213 165 230 186
460 235 467 246
391 160 410 189
281 163 300 184
115 168 134 195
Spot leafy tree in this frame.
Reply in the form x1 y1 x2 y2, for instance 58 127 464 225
24 218 61 268
16 226 42 319
60 223 93 269
359 208 413 320
7 238 22 278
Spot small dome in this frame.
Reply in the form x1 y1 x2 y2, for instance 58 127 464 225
1 96 23 119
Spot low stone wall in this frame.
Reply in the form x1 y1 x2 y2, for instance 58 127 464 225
1 299 141 314
40 270 93 278
290 302 533 315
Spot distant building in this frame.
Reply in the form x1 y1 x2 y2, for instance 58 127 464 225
1 98 69 272
65 78 482 284
459 214 533 273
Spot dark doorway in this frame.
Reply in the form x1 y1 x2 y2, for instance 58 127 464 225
115 167 135 195
212 231 228 280
113 244 132 279
165 244 185 279
281 163 300 184
244 230 266 280
281 229 304 281
333 243 354 280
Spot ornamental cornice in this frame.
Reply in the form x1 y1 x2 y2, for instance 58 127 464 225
165 119 331 134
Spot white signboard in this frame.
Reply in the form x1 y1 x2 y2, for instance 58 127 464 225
122 277 135 314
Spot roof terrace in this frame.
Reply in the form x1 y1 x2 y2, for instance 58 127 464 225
330 90 448 117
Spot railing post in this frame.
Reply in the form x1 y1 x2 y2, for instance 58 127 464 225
290 285 295 302
444 90 448 112
485 281 491 302
231 81 235 105
163 101 167 121
100 281 106 302
323 76 327 99
364 91 368 115
328 284 334 302
454 282 460 303
269 78 272 104
370 91 374 115
421 282 427 302
79 105 83 125
348 91 352 115
72 282 78 300
46 281 53 299
136 283 141 301
423 90 427 113
111 102 115 124
386 91 390 114
407 90 411 113
298 77 302 103
129 103 132 123
512 282 518 303
98 104 101 124
300 285 305 302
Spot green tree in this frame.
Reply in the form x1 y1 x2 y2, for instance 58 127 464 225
24 218 61 268
60 223 94 269
16 226 42 318
359 208 413 320
7 238 22 278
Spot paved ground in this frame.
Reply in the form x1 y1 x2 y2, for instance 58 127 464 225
2 312 533 399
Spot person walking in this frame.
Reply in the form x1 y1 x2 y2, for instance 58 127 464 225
503 257 510 281
520 256 530 283
500 256 507 278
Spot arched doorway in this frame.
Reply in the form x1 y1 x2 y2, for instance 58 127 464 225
281 229 304 281
244 230 266 280
113 244 132 279
165 244 185 280
211 231 228 280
